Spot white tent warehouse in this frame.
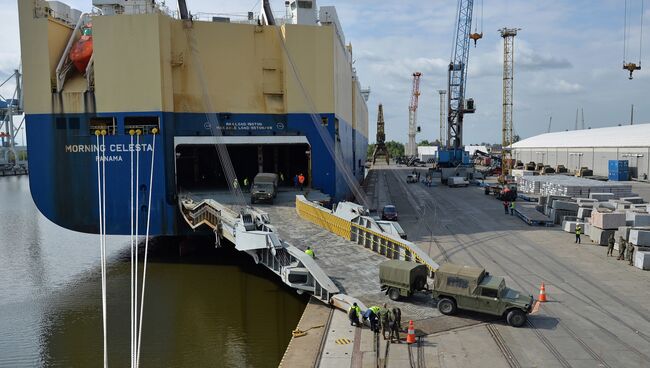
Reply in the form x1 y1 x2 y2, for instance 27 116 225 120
511 123 650 179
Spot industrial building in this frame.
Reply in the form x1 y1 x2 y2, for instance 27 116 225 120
511 124 650 179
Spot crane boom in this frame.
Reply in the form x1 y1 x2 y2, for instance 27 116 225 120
407 72 422 156
447 0 476 151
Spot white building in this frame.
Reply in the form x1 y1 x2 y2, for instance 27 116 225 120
511 124 650 179
417 146 437 162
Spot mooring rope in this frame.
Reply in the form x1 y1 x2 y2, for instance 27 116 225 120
136 128 157 367
95 130 108 368
129 130 135 368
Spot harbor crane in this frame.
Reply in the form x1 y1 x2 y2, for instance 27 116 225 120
372 104 390 164
622 0 645 79
499 27 520 180
438 0 479 167
406 72 422 157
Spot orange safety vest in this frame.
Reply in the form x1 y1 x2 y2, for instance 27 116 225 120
298 175 305 184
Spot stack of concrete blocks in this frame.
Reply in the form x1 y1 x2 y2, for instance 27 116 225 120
634 250 650 270
590 193 616 201
629 228 650 270
515 176 634 198
609 200 633 211
576 198 596 220
550 200 579 224
589 210 626 245
626 211 650 227
621 197 645 204
539 195 571 217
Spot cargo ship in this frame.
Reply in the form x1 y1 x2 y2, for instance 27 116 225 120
17 0 369 235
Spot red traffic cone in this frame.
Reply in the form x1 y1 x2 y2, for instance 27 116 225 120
538 282 547 303
406 320 416 344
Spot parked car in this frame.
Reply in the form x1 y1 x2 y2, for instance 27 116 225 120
381 205 398 221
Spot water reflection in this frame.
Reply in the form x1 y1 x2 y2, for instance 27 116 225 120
0 177 307 367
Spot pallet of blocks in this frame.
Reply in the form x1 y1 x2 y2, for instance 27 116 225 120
515 176 634 198
588 210 626 245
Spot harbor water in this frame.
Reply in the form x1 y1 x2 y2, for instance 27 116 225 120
0 176 306 367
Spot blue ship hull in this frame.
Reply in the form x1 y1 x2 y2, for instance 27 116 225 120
26 112 367 235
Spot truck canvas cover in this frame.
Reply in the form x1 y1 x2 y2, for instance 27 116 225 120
434 263 485 295
254 173 278 185
379 260 427 288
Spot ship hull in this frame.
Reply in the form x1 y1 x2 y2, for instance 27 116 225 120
26 111 367 235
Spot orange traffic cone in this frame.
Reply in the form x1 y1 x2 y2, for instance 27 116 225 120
406 320 416 344
538 282 547 302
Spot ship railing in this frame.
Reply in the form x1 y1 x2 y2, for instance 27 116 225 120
295 195 440 276
55 12 90 93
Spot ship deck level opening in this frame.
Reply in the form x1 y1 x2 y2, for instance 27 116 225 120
175 144 310 191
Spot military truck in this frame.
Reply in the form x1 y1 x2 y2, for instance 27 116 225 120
431 263 533 327
251 173 278 204
379 260 429 300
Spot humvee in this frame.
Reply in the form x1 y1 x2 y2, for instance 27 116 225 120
431 263 533 327
379 260 429 300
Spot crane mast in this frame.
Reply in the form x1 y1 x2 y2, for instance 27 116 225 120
407 72 422 157
500 28 519 179
441 0 476 166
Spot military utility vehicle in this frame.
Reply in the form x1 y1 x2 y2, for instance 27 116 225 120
431 263 533 327
379 260 429 300
251 173 278 204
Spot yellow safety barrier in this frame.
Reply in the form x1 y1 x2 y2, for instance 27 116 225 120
350 223 436 275
295 197 351 240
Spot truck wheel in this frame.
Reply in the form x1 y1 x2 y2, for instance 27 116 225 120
437 298 456 315
506 309 527 327
388 288 400 301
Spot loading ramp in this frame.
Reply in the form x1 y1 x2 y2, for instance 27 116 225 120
178 194 339 302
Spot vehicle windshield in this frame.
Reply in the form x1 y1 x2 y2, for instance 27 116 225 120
501 288 520 299
253 184 273 191
383 206 396 214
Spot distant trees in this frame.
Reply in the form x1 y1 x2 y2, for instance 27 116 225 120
366 141 405 158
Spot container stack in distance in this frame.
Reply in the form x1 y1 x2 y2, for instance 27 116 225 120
515 176 633 198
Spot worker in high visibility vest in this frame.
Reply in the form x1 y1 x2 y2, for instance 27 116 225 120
348 303 361 327
305 246 315 258
298 173 305 191
243 177 249 191
575 225 582 244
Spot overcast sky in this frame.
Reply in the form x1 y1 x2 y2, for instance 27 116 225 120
2 0 648 145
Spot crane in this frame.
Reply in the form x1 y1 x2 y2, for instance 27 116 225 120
372 104 390 164
622 0 645 79
406 72 422 157
499 27 519 181
438 0 478 167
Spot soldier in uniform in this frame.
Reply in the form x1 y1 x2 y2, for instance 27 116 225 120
378 303 391 340
607 233 615 256
617 236 627 260
627 242 635 266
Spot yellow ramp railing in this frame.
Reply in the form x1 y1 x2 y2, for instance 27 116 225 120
295 196 351 240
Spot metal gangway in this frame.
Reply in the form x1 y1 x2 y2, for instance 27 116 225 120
178 195 339 303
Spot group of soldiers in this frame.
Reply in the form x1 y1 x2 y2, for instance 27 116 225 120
606 233 635 265
348 302 403 343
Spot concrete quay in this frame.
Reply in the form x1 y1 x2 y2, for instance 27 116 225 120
275 163 650 367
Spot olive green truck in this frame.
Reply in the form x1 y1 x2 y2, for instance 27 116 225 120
379 261 534 327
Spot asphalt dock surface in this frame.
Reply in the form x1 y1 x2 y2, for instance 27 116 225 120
275 163 650 368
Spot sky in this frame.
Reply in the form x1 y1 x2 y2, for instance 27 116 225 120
1 0 649 145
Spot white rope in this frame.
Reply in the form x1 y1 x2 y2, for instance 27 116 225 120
95 131 108 368
133 131 141 366
101 132 107 368
137 128 158 367
129 132 135 368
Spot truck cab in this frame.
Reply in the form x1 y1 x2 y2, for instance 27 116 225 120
431 263 533 327
251 173 278 204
